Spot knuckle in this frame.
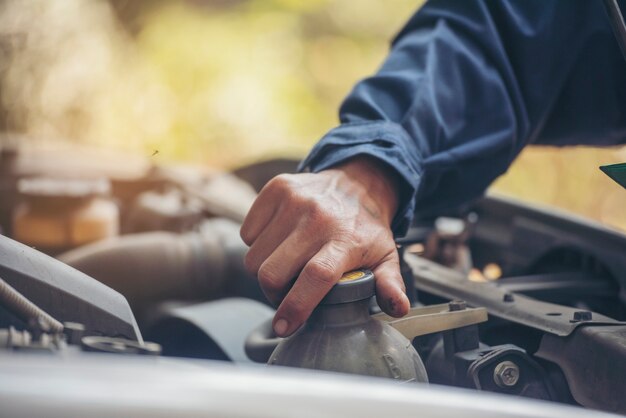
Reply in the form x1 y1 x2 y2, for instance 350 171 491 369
343 231 364 251
257 263 284 293
243 251 259 274
288 191 308 208
343 229 391 262
266 174 293 193
279 296 308 323
304 257 337 287
332 233 364 260
327 240 350 260
240 227 253 246
305 203 334 227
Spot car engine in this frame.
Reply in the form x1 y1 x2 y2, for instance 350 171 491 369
0 140 625 417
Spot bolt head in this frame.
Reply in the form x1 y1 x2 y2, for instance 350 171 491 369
448 300 467 311
493 361 520 388
63 322 85 345
503 293 515 303
573 311 592 322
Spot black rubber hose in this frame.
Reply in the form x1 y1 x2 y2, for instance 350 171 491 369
59 219 263 316
0 276 64 333
244 318 282 363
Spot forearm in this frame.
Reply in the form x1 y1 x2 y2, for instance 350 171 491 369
302 0 615 223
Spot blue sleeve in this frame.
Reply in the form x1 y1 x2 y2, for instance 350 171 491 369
299 0 626 237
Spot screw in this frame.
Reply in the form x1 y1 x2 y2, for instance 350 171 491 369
572 311 592 322
493 361 520 388
27 317 50 341
142 342 162 356
448 300 467 311
63 322 85 345
111 341 128 352
81 336 162 356
503 293 515 302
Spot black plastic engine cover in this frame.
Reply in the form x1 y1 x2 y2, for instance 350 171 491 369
0 234 142 342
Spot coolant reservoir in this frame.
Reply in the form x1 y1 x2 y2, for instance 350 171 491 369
12 177 119 254
269 270 428 383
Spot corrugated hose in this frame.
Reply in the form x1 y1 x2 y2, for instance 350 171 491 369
0 275 64 333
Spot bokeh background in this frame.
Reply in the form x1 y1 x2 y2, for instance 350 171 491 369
0 0 624 230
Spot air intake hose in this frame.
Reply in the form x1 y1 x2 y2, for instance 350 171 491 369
59 219 261 314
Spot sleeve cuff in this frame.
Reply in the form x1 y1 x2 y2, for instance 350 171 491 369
298 121 423 238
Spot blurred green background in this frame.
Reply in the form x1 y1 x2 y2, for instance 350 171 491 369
1 0 625 229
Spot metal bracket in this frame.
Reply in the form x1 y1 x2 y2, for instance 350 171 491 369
405 253 626 336
372 303 487 341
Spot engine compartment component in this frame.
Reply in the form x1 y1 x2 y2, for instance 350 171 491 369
0 141 258 247
372 302 487 341
0 276 64 334
1 150 626 416
0 233 141 342
408 255 622 337
80 336 161 355
147 298 274 362
538 326 626 412
12 177 119 254
268 270 429 383
410 251 626 410
58 218 260 321
405 196 626 414
1 353 614 418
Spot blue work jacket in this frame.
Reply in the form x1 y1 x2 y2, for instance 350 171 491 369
299 0 626 236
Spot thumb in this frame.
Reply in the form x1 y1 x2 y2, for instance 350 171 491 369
372 254 410 317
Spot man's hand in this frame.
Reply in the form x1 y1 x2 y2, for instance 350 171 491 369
240 156 409 337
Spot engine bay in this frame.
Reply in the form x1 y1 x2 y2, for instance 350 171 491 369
1 142 625 416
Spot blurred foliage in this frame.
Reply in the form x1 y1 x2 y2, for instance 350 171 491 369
131 0 419 165
1 0 624 230
492 146 626 231
131 0 625 230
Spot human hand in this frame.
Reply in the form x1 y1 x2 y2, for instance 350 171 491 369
240 156 409 337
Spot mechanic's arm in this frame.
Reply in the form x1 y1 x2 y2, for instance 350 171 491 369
241 0 623 337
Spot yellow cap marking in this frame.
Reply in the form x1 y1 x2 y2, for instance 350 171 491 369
339 270 366 283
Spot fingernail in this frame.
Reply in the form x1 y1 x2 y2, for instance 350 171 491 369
389 294 409 316
274 318 289 336
401 293 410 313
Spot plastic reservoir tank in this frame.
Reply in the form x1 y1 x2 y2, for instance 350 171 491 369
269 270 428 383
12 177 118 254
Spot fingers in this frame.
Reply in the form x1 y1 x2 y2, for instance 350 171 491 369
240 200 276 246
272 242 353 337
240 175 291 245
255 231 323 305
240 169 408 338
243 218 292 275
373 254 410 318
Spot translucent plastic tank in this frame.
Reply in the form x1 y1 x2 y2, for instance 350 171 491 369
12 177 118 253
269 270 428 383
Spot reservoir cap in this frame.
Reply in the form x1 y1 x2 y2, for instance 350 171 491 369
320 269 375 305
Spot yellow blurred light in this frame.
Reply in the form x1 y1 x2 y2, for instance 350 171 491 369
483 263 502 281
468 268 487 283
406 243 424 255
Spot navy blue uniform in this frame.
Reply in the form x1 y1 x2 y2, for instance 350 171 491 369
300 0 626 236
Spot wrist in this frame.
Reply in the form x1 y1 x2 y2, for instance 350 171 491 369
331 156 400 226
